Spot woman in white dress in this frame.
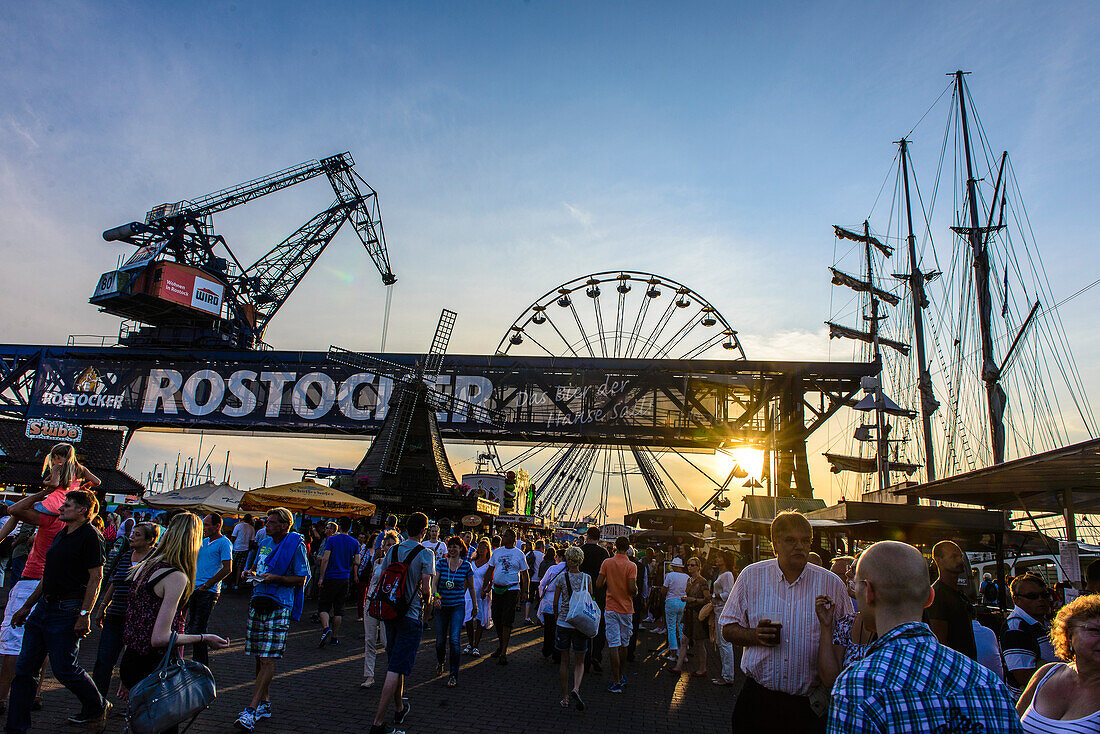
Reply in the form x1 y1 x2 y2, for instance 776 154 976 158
463 539 493 656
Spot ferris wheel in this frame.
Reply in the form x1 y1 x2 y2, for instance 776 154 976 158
492 271 749 524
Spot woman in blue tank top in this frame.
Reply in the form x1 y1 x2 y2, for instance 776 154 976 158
433 537 476 687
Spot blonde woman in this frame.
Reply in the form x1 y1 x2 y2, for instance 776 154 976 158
464 539 493 656
361 530 397 688
120 513 228 731
1017 593 1100 731
553 545 592 711
0 444 101 717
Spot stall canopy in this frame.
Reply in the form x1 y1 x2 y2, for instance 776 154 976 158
895 438 1100 538
143 481 244 514
623 508 720 534
240 480 376 518
730 516 878 537
807 500 1009 547
628 529 706 545
741 496 827 521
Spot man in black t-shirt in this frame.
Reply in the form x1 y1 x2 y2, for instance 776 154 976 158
7 489 108 732
579 527 609 672
924 540 977 660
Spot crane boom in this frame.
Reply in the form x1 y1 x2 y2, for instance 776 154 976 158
146 153 350 222
95 151 396 349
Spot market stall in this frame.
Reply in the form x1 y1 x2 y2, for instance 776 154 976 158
239 479 376 517
143 481 245 515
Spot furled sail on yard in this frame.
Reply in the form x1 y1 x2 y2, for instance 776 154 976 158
824 72 1096 507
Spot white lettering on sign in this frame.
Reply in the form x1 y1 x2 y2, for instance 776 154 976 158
128 366 648 427
142 369 183 414
223 370 258 417
291 372 336 419
182 370 225 416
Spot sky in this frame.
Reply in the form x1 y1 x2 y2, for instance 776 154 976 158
2 1 1099 522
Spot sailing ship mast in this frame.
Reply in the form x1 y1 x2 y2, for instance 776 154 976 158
898 138 939 481
825 223 920 492
953 69 1007 465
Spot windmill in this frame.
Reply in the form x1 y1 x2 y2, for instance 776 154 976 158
327 309 504 516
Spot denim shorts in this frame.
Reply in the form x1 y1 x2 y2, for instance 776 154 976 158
384 615 423 675
555 625 589 653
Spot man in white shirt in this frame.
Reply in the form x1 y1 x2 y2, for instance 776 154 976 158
524 540 546 625
481 528 529 664
230 515 256 590
720 511 851 733
1000 573 1054 699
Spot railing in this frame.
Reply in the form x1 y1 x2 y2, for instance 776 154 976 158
66 334 119 348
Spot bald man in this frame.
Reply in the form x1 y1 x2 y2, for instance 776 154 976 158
925 540 977 660
826 542 1021 734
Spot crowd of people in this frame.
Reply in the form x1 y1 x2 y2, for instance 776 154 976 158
0 443 1099 733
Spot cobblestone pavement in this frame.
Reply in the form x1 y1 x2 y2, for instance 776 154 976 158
21 591 739 734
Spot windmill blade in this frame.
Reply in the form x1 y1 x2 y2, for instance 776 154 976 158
423 309 457 378
380 383 421 475
423 388 505 427
327 345 411 379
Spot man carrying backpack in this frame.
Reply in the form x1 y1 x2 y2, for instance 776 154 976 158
368 512 435 734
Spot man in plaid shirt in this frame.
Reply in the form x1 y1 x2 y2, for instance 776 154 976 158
827 541 1022 734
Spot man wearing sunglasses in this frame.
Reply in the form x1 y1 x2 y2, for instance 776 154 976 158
1000 572 1055 701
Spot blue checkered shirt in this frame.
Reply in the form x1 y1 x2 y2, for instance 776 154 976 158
828 621 1022 734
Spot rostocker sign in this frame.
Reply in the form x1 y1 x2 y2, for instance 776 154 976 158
26 355 663 438
28 357 496 432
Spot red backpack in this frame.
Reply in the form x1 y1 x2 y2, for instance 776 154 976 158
368 544 423 621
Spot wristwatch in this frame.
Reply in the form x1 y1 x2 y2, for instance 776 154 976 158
79 610 91 617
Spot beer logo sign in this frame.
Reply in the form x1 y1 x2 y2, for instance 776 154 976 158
26 419 82 442
75 367 103 394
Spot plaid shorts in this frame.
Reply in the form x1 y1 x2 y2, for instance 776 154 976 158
245 604 292 658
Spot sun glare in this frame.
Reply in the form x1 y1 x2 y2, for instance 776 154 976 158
717 447 765 480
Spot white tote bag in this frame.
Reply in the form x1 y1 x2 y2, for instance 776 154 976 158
564 573 601 638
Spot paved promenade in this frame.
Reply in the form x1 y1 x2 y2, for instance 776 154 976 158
22 591 738 734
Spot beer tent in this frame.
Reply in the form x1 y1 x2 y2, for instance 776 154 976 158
239 479 376 518
143 481 245 515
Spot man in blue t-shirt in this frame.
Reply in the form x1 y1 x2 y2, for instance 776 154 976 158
317 517 361 647
235 508 311 733
188 513 233 666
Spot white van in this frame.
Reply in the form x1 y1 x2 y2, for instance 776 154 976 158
973 544 1100 589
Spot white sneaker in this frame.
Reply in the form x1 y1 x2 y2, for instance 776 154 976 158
255 702 272 720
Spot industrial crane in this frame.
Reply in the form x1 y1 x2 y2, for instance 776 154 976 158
91 152 395 350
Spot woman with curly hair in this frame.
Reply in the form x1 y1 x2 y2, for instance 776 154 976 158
1016 592 1100 731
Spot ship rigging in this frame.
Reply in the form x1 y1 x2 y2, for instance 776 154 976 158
825 72 1098 523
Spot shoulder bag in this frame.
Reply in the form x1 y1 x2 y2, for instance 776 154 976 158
564 573 601 638
126 631 216 734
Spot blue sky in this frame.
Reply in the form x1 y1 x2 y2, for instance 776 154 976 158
2 2 1099 518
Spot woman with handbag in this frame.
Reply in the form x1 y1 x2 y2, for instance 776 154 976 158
538 546 566 663
672 556 710 677
120 513 229 733
552 546 592 711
